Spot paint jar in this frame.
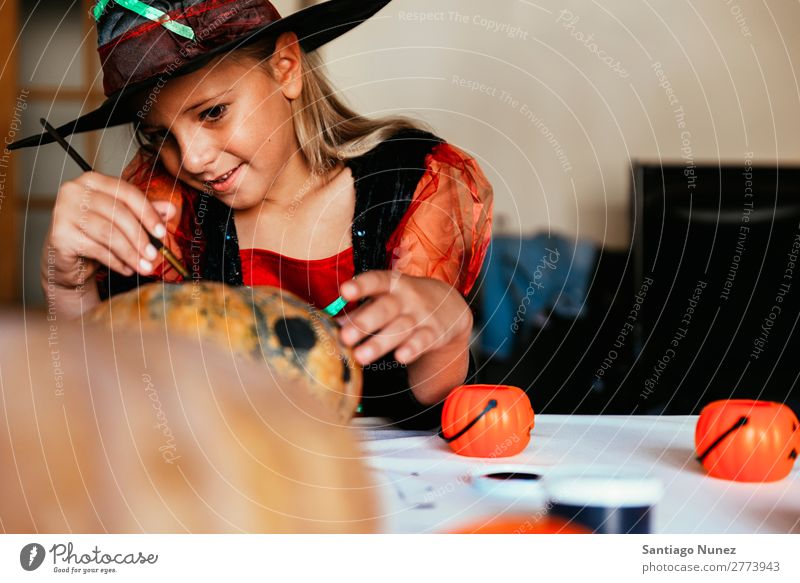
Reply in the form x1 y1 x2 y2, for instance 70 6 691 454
542 466 663 534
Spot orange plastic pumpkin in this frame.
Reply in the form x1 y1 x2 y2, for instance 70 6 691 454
448 515 591 534
441 384 535 458
695 399 799 482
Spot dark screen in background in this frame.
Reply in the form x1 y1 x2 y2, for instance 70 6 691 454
630 163 800 414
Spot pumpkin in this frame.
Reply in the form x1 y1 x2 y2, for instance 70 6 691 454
695 399 800 482
440 384 535 458
447 515 591 534
0 314 378 533
86 282 361 424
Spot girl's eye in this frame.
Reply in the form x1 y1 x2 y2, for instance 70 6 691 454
138 104 226 151
200 104 227 121
142 130 169 146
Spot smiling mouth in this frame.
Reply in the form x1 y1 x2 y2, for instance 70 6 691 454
202 163 244 194
207 164 241 184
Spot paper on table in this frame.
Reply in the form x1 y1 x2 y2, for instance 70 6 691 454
370 467 438 510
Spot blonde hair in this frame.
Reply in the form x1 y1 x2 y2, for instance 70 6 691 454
136 36 430 175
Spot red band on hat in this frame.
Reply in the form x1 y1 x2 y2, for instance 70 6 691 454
100 0 251 49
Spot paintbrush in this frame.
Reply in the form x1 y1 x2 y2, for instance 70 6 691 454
40 118 190 280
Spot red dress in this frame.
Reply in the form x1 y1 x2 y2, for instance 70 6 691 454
239 246 357 313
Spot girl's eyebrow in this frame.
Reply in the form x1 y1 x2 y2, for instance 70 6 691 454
141 88 234 131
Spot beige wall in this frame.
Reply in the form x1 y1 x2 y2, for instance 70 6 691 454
315 0 800 248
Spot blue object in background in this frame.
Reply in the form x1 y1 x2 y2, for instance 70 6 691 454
477 233 597 360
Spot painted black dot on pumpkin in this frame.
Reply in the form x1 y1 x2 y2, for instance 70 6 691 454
790 448 798 460
274 317 316 351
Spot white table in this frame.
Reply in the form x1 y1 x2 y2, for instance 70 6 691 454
355 415 800 534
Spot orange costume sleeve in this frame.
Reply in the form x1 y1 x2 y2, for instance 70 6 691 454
385 142 494 296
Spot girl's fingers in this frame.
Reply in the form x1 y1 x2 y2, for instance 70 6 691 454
79 213 151 275
87 192 159 266
352 314 416 365
340 270 403 302
395 326 440 364
81 171 167 240
151 200 177 222
339 294 402 346
78 238 134 277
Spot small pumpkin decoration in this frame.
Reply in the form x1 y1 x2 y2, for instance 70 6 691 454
440 384 535 458
86 282 361 424
447 515 591 534
695 399 800 482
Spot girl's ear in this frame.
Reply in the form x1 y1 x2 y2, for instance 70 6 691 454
270 32 303 100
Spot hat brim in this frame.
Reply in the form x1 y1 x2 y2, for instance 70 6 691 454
8 0 392 151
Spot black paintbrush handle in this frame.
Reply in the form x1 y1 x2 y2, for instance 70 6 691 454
40 119 92 172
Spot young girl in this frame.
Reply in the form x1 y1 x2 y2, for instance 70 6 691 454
11 0 493 428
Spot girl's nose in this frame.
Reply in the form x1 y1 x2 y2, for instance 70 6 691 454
176 131 217 176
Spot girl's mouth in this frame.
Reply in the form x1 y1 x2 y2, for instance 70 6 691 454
206 163 243 193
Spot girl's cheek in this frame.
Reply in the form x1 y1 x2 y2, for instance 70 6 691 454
157 148 179 171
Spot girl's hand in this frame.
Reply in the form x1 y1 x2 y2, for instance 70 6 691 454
44 171 175 291
335 271 473 366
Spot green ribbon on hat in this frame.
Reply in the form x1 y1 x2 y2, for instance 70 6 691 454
93 0 195 40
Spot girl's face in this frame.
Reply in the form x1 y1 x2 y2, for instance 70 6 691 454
138 33 306 210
